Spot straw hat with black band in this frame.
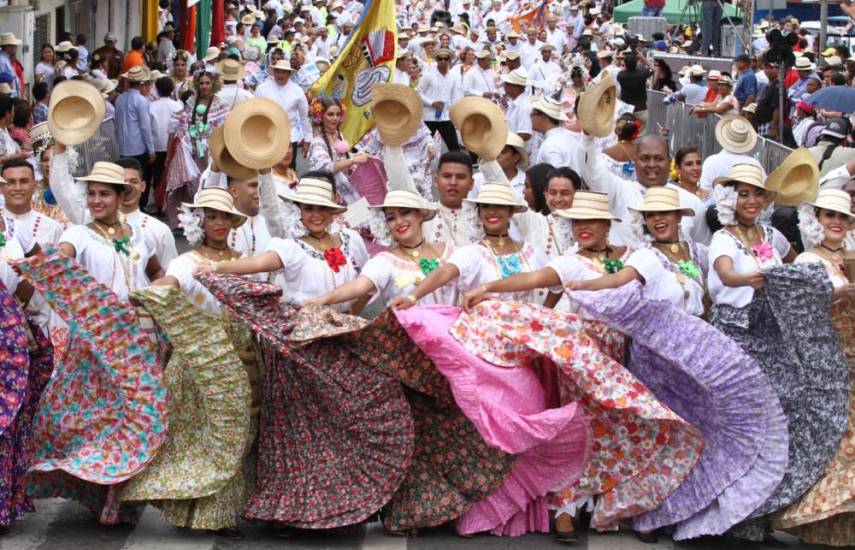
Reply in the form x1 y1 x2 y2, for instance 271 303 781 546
182 188 247 228
805 189 854 219
450 97 508 161
371 83 423 147
530 95 568 122
554 191 620 221
48 80 106 146
223 98 292 171
577 72 617 138
506 132 529 169
464 182 528 213
629 187 694 217
217 58 246 81
764 147 819 207
369 190 436 220
285 177 347 214
77 162 133 187
715 115 757 154
713 163 776 200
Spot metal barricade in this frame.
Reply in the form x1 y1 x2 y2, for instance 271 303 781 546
70 118 121 177
645 90 793 173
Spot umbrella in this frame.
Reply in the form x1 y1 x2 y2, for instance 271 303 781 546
804 85 855 113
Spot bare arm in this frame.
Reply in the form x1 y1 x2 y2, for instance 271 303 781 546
542 291 563 309
198 250 283 275
781 246 797 264
304 274 375 308
150 274 180 288
146 256 165 281
713 256 764 289
390 262 460 309
58 242 76 258
462 266 561 309
568 266 640 291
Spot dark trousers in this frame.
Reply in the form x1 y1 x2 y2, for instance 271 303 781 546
130 153 153 210
291 141 298 170
151 151 168 211
700 0 723 57
425 120 460 152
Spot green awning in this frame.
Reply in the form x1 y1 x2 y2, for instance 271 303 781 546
612 0 741 24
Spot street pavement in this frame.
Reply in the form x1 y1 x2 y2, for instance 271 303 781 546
0 499 831 550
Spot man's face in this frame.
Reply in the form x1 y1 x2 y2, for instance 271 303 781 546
229 178 260 215
0 166 35 212
487 29 497 41
504 81 523 99
541 49 552 62
806 78 821 94
273 68 291 85
122 167 145 209
3 45 17 58
507 57 521 70
396 57 411 72
636 140 671 187
435 162 473 208
477 56 492 69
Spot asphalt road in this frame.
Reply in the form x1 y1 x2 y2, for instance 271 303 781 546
0 499 831 550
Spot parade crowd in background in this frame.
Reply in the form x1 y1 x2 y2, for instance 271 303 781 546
0 0 851 547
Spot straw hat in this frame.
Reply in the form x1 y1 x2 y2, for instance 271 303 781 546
502 67 528 87
506 132 529 169
713 164 774 200
805 189 854 219
76 161 130 186
742 102 757 114
432 47 453 59
209 126 256 181
371 83 423 147
122 65 151 82
596 49 614 59
0 83 10 95
55 41 74 53
270 58 293 71
539 43 555 52
707 69 721 81
628 187 694 216
368 190 436 220
217 58 246 81
0 33 21 47
764 148 819 207
474 48 494 59
48 80 106 146
450 97 508 161
530 95 568 122
182 188 248 227
464 182 528 213
503 50 521 61
241 13 256 25
29 121 51 144
451 23 467 35
577 72 617 138
203 47 221 62
826 56 843 67
794 56 816 71
554 191 620 221
286 177 347 214
688 64 706 77
222 98 291 171
714 115 757 154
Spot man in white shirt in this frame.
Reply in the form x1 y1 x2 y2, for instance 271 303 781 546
255 59 312 161
470 133 527 200
520 28 543 67
530 44 561 93
0 159 63 247
699 116 765 191
484 0 510 33
578 134 710 246
545 16 568 55
311 26 335 59
463 48 499 99
450 24 471 52
531 96 579 171
114 157 178 267
592 50 622 96
216 58 254 114
149 77 183 213
422 151 479 245
227 174 272 258
503 68 533 143
671 65 708 106
394 50 412 87
417 48 463 151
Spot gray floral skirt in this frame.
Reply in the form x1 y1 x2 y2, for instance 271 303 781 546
710 263 850 541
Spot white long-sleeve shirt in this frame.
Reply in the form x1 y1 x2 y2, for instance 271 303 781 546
506 91 533 138
535 126 580 171
520 40 544 67
254 79 312 143
417 67 463 121
577 135 711 246
462 65 499 97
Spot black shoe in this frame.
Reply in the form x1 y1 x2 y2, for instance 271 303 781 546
637 530 658 544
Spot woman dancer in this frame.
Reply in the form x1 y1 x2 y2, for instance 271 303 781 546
307 97 369 205
671 146 707 200
775 190 855 546
305 190 455 309
120 189 254 539
708 164 848 541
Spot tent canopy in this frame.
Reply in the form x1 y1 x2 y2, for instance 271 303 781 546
612 0 741 24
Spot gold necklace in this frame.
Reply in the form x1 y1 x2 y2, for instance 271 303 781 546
398 239 426 259
200 242 233 261
812 245 846 278
303 231 336 252
484 232 509 248
93 218 121 235
654 240 683 255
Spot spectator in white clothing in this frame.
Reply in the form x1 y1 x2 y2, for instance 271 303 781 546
255 58 312 167
530 44 561 93
395 51 412 87
215 57 253 113
667 65 708 106
462 48 499 98
699 115 765 191
417 47 463 151
149 77 183 212
502 68 533 143
531 95 578 170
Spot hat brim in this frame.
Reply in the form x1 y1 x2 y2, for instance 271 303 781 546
577 73 617 138
554 209 620 222
209 126 257 181
368 203 437 221
628 205 695 217
180 202 248 228
463 198 528 213
712 175 777 201
286 195 348 215
714 117 758 154
224 98 292 170
450 97 508 161
48 81 107 146
76 174 130 186
804 200 855 220
764 148 818 206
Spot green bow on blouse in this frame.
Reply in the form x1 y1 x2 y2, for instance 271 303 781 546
419 257 440 276
676 260 701 280
113 236 131 256
0 232 6 248
603 259 623 274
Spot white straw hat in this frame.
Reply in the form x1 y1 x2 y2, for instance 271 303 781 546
368 190 436 221
286 177 347 214
505 132 528 169
554 191 620 221
76 161 131 186
203 47 221 62
217 58 246 81
0 33 21 47
628 187 694 216
713 164 775 199
502 67 529 87
715 115 758 154
805 189 854 219
464 182 528 213
122 65 151 82
55 41 74 53
530 95 568 122
182 188 248 227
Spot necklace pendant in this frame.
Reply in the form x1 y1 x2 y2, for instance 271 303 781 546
670 243 680 254
107 227 116 235
410 249 420 259
497 237 506 247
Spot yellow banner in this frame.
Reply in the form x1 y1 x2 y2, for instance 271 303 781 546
309 0 397 146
